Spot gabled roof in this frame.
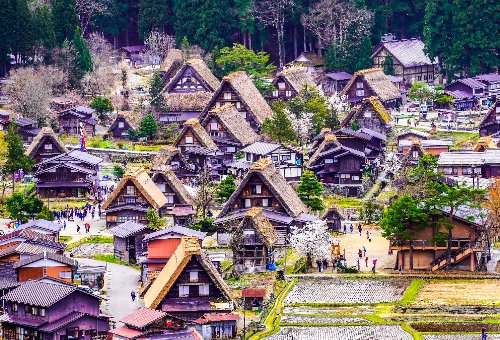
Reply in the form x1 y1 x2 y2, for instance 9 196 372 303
401 139 426 164
25 127 68 158
308 134 366 167
323 72 352 81
151 166 195 206
240 141 281 155
219 158 308 218
341 68 401 102
454 78 486 89
371 38 434 67
144 236 235 309
437 149 500 166
174 118 218 150
37 312 107 332
13 251 78 269
473 136 498 152
108 114 136 132
120 307 167 329
202 104 260 146
102 168 168 210
479 101 500 128
0 243 58 258
143 225 206 242
291 52 324 67
165 92 213 112
151 146 189 172
321 204 345 220
273 67 317 94
474 73 500 83
167 59 220 93
37 149 103 167
15 117 36 127
161 49 183 74
193 313 240 324
0 229 56 244
200 71 273 125
34 162 96 176
342 96 392 127
398 139 453 148
109 221 155 238
17 219 62 233
230 207 279 248
397 129 430 140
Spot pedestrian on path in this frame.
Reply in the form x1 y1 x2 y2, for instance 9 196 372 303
372 259 377 271
366 230 370 239
358 224 362 236
350 224 353 233
131 291 136 301
365 257 368 267
398 265 402 275
343 224 347 234
76 225 81 233
358 249 362 258
316 259 322 272
63 221 66 230
322 259 328 270
363 246 366 257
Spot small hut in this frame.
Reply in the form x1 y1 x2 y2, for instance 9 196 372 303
321 205 345 232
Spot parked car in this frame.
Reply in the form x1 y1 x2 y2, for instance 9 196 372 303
456 117 474 125
438 119 454 129
407 105 418 112
78 285 101 296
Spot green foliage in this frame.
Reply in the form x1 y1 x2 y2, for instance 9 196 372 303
127 128 141 141
216 175 236 204
0 0 14 67
408 81 432 102
296 170 324 212
139 113 158 140
325 38 373 74
32 5 56 50
289 85 330 136
337 264 359 273
234 151 244 160
147 209 164 229
35 206 55 221
59 236 72 243
72 27 92 73
429 231 448 247
90 97 114 121
382 55 395 76
354 37 373 71
359 200 384 224
261 101 296 143
138 0 169 38
149 71 167 112
399 280 426 305
351 121 361 131
97 0 129 38
324 108 341 130
3 123 34 190
112 165 125 179
52 0 78 45
67 235 114 250
5 193 43 220
11 0 33 59
435 93 453 105
190 217 215 232
216 43 276 77
292 256 308 274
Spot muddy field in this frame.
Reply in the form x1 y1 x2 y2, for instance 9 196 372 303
416 281 500 305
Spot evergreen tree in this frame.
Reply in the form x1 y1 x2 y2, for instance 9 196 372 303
32 5 56 50
112 165 126 179
324 108 340 130
72 27 92 73
261 101 296 143
354 37 373 71
289 85 330 136
382 55 395 75
90 97 114 121
149 71 166 112
3 123 34 191
0 0 13 74
52 0 78 45
11 0 34 62
296 170 324 212
147 209 165 229
96 0 129 48
216 175 236 204
139 113 158 140
137 0 169 38
35 206 55 221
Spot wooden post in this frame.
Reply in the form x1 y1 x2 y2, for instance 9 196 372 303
470 252 475 271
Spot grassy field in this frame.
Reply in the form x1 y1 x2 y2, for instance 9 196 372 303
67 235 113 250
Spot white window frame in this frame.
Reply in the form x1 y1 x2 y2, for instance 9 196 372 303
325 159 334 164
272 90 278 97
226 146 235 153
412 151 419 159
44 144 53 150
58 271 72 279
215 102 220 108
179 285 190 297
364 111 372 118
156 183 166 192
262 198 269 207
185 136 194 144
210 122 218 131
167 195 174 204
245 199 251 208
278 82 286 89
190 271 199 282
351 175 360 181
285 90 292 97
224 92 231 100
241 112 247 118
118 122 124 128
255 184 262 194
126 185 135 195
356 89 365 97
199 284 209 296
236 102 241 109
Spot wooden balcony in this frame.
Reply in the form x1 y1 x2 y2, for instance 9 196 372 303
390 239 482 251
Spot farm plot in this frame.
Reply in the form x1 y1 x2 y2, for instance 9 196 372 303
416 281 500 305
284 279 410 304
280 316 368 324
424 335 500 340
283 305 376 315
265 325 413 340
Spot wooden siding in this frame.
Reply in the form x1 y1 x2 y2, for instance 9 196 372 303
226 174 283 213
270 76 298 101
372 48 435 84
148 238 181 259
344 77 375 102
18 265 73 283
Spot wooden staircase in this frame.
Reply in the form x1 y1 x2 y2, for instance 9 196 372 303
431 244 472 271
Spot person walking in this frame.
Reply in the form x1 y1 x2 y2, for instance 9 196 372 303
131 291 136 301
363 246 366 257
358 249 362 258
76 225 81 233
372 259 378 271
365 256 368 267
398 265 402 275
366 230 369 239
343 224 347 234
358 224 362 236
322 259 328 270
350 224 354 233
316 259 322 272
481 327 487 340
63 221 66 230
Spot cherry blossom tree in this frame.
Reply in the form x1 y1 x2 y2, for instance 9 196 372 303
288 110 313 141
382 151 402 176
289 220 333 268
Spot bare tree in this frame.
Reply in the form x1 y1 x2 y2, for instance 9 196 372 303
82 67 116 97
76 0 112 36
253 0 296 68
86 33 115 69
193 169 217 219
144 31 175 68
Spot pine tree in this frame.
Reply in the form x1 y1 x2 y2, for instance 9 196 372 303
0 0 14 73
296 170 324 212
149 71 166 112
90 97 114 121
261 101 296 143
3 123 34 191
97 0 129 48
382 55 395 75
72 27 92 73
137 0 169 38
216 175 236 204
140 113 158 140
52 0 78 45
354 37 373 71
11 0 34 62
32 5 56 50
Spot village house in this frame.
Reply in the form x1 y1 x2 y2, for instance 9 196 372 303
140 226 206 281
108 114 136 139
307 134 366 197
0 278 109 340
437 148 500 178
109 307 202 340
151 165 196 225
200 71 273 133
474 73 500 101
230 207 279 273
321 205 345 232
341 96 393 135
102 168 168 228
321 72 353 95
33 150 102 199
17 219 62 239
400 139 427 167
371 38 436 85
14 117 40 143
479 99 500 136
397 129 430 143
57 106 97 137
270 67 317 101
398 139 452 156
109 221 156 264
0 242 62 279
0 110 9 131
13 252 77 283
193 313 240 339
341 68 402 108
473 136 498 152
201 104 260 175
0 229 62 251
289 51 324 75
241 288 266 311
445 78 487 111
144 236 237 321
151 146 197 180
163 92 213 126
161 49 183 85
25 127 68 164
215 158 312 245
50 97 75 112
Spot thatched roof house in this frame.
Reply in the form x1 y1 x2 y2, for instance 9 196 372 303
108 114 137 139
341 96 392 135
25 127 68 163
151 165 195 206
174 118 219 151
167 59 220 93
473 136 498 152
162 92 213 125
152 146 184 171
271 67 317 100
161 49 183 84
230 207 279 248
401 139 426 166
321 204 345 231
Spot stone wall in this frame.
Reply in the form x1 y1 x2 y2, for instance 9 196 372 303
67 146 157 163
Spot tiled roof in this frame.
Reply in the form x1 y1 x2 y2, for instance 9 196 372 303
67 149 103 165
15 117 36 127
444 90 472 100
37 311 85 332
241 288 266 298
0 278 21 290
1 280 81 307
109 326 145 339
0 243 57 258
457 78 486 89
360 128 387 141
240 141 281 155
170 205 196 217
399 139 453 147
0 229 56 244
109 221 154 238
13 252 77 269
193 313 240 324
372 38 434 67
17 219 62 233
474 73 500 83
120 307 167 328
398 129 430 139
0 313 46 328
438 149 500 165
144 225 206 242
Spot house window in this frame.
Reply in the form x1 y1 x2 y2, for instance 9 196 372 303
252 185 262 194
31 307 39 316
241 112 247 118
429 74 433 80
417 76 422 81
340 174 350 178
356 90 365 97
39 308 46 317
189 271 199 282
325 159 334 164
215 102 220 108
185 136 194 144
364 111 372 118
424 75 428 80
118 122 124 128
59 271 72 279
273 90 278 97
236 102 241 110
11 303 17 312
126 186 135 195
210 122 218 131
179 285 190 297
226 146 235 153
462 167 472 175
199 284 209 296
156 183 166 192
412 151 419 159
356 82 363 89
125 197 136 204
262 198 269 207
271 155 278 162
167 195 174 204
281 154 291 161
278 82 286 89
245 199 251 208
243 230 255 235
351 175 360 181
224 92 231 100
285 91 292 97
44 143 53 150
246 153 252 161
443 167 458 175
171 161 180 168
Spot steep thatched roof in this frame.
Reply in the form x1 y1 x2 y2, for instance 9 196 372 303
473 136 498 152
274 67 317 93
342 96 392 127
230 208 279 248
161 49 182 73
165 92 213 112
102 168 168 210
202 104 259 146
308 134 341 166
167 59 220 92
401 139 426 164
151 145 184 171
25 127 68 157
341 68 401 102
152 165 195 206
219 158 308 218
144 236 236 309
479 101 500 128
321 204 345 220
174 118 219 150
108 113 137 132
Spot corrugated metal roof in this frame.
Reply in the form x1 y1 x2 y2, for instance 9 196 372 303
438 149 500 166
240 141 281 155
374 38 434 67
143 225 206 242
109 221 154 238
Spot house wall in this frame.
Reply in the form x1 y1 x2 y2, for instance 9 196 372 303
33 138 65 164
59 115 94 137
344 76 375 102
52 315 109 340
270 76 298 101
114 237 127 261
354 106 388 134
153 174 184 206
105 210 148 228
233 224 270 270
335 136 366 151
401 146 449 156
169 67 211 93
479 104 500 136
109 118 131 139
49 291 100 321
148 238 181 260
18 265 73 283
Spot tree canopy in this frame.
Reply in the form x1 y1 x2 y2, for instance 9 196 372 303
296 170 324 212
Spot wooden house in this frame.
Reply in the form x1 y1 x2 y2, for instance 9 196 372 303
200 71 273 132
307 134 366 197
400 139 426 167
341 68 401 108
321 72 353 95
144 236 237 321
102 168 168 228
14 117 41 143
371 38 436 85
151 165 196 225
289 52 324 75
327 127 386 162
13 252 78 283
33 150 102 198
50 97 75 112
241 288 266 310
479 100 500 136
445 78 487 111
437 149 500 178
193 313 239 339
151 145 197 180
341 96 393 135
57 106 97 137
474 73 500 101
321 205 344 232
109 221 156 264
0 278 109 340
215 158 311 245
174 118 219 172
230 207 279 273
0 110 10 131
398 139 452 156
25 127 68 164
397 129 430 143
108 114 136 139
0 229 62 251
201 104 260 175
391 206 489 271
270 67 316 101
140 226 206 280
163 92 213 125
161 49 183 85
473 136 498 152
16 219 62 239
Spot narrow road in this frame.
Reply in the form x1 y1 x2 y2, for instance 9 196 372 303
78 258 141 324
